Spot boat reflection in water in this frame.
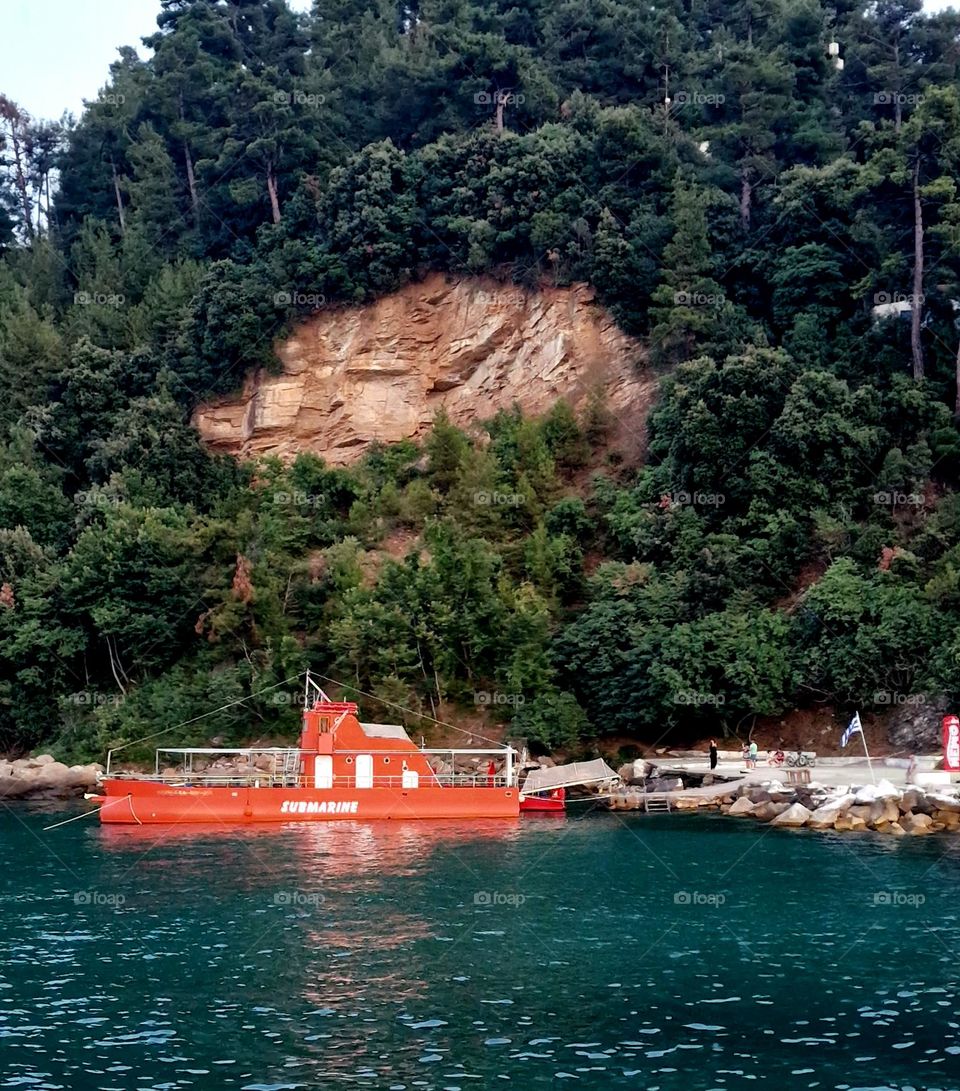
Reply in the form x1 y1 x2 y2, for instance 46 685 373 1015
93 819 526 1013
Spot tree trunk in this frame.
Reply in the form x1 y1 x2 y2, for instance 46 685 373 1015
110 157 126 236
183 140 199 221
9 126 34 242
266 166 281 224
740 166 752 230
178 92 200 222
495 90 507 133
911 159 924 381
954 335 960 420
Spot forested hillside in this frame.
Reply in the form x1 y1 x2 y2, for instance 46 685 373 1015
3 0 960 760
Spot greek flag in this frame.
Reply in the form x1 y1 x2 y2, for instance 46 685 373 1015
841 712 863 748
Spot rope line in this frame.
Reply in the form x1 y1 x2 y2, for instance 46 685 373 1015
106 674 306 758
312 672 510 749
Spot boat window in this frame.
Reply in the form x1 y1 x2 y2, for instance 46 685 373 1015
319 716 330 732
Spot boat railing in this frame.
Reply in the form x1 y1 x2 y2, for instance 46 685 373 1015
106 771 512 790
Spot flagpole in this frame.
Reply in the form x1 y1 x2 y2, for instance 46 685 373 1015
859 711 876 784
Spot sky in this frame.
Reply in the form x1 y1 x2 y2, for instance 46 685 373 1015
0 0 311 121
0 0 956 121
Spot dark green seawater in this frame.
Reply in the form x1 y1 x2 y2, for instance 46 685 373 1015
1 807 959 1090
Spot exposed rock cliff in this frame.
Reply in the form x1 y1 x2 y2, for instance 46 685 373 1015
193 274 651 464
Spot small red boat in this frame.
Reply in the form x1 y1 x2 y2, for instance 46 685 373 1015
92 676 518 824
519 787 566 813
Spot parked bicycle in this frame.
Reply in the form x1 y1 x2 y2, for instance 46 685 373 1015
785 750 816 767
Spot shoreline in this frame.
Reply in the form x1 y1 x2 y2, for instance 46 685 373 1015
602 767 960 836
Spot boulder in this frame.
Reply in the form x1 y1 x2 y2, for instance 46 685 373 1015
883 822 907 836
834 812 867 832
869 798 901 827
808 803 852 830
900 789 926 814
64 764 101 789
771 803 813 827
753 801 791 822
853 779 901 804
632 758 652 780
673 796 701 811
902 813 935 836
933 809 960 829
848 805 873 823
729 796 757 816
647 777 683 792
747 789 772 805
926 792 960 814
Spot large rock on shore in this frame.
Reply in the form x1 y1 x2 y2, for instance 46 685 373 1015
771 803 813 827
728 796 756 817
753 801 791 822
808 795 855 829
901 813 936 835
0 756 103 799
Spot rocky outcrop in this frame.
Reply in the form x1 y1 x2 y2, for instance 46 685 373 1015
193 274 651 465
0 754 103 799
886 694 949 751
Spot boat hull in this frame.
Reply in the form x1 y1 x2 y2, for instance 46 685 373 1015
519 795 565 813
95 780 519 824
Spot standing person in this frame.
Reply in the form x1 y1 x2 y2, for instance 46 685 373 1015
906 754 918 784
748 741 759 769
709 739 718 771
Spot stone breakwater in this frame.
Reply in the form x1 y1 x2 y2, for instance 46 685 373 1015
0 755 103 799
607 778 960 836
